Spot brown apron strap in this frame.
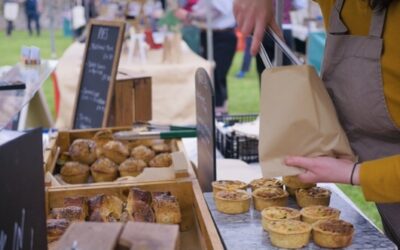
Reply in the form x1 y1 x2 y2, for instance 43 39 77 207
328 0 348 34
369 8 388 38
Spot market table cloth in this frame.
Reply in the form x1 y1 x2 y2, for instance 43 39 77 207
55 40 212 129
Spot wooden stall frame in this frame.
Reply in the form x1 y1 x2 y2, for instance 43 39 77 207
71 20 125 129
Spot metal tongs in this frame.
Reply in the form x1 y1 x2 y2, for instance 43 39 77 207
259 28 303 68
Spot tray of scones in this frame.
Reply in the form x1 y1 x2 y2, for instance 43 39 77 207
43 127 193 187
210 176 355 249
46 179 223 250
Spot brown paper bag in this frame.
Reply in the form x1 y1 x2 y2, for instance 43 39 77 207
259 65 355 177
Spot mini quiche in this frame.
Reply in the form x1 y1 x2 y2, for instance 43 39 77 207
249 178 283 191
295 187 331 208
252 187 289 211
282 176 316 196
261 207 300 231
267 220 312 249
212 180 247 196
215 190 251 214
300 205 340 224
313 219 354 248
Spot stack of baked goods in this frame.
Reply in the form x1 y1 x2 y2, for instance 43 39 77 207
46 187 182 242
211 177 354 249
58 130 175 184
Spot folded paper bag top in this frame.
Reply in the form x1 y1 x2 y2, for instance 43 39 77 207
259 65 355 178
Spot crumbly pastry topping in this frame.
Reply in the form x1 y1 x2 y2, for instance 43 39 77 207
46 218 69 233
151 143 171 153
262 207 300 220
216 190 250 201
91 157 118 174
298 187 331 198
253 187 288 199
212 180 247 190
131 145 155 162
69 139 97 164
149 153 172 168
301 206 340 218
119 158 147 172
250 178 283 189
268 220 311 234
314 219 354 235
61 162 89 176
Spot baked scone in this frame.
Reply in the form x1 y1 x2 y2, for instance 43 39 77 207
268 220 312 249
91 157 118 182
46 218 69 242
93 129 114 156
215 190 251 214
102 140 129 164
249 178 283 191
130 145 155 163
261 207 300 231
148 153 173 168
152 192 182 224
151 143 171 153
119 158 147 177
313 219 354 248
64 196 88 218
69 139 97 165
252 187 289 211
60 161 90 184
212 180 248 196
296 187 331 208
50 206 85 222
125 188 155 222
88 194 124 222
301 206 340 224
282 176 316 196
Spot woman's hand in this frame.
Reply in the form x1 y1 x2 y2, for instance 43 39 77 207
233 0 282 55
284 156 360 185
174 8 189 22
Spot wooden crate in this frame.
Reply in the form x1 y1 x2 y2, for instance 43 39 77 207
43 127 194 188
46 179 223 250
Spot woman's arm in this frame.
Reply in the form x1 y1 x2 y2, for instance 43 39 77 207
285 155 400 203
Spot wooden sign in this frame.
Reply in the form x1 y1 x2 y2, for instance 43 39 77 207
72 20 125 129
0 128 46 250
195 68 216 192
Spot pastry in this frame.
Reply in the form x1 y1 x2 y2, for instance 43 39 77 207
69 139 97 165
60 161 90 184
215 190 251 214
125 188 155 222
211 180 247 196
119 158 147 177
47 218 69 242
282 176 316 196
93 129 114 156
296 187 331 208
50 206 86 222
249 178 283 191
261 207 300 231
268 220 312 249
91 157 118 182
130 145 155 163
64 196 88 218
300 206 340 224
313 219 354 248
151 143 171 153
148 153 173 168
252 187 289 211
152 192 182 224
88 194 124 222
102 140 129 164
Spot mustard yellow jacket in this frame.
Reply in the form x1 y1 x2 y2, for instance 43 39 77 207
315 0 400 202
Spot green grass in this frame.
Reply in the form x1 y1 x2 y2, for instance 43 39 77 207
0 31 382 230
0 30 73 117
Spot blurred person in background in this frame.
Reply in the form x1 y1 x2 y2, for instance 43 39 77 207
3 0 19 36
25 0 41 36
175 0 237 114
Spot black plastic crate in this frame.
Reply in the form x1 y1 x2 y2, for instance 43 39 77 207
216 114 259 163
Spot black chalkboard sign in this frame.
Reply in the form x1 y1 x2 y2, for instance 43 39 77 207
0 128 46 250
73 20 125 129
195 68 216 192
